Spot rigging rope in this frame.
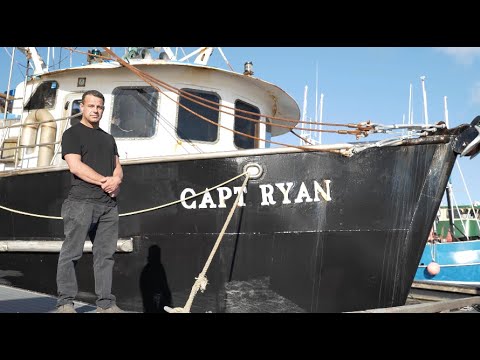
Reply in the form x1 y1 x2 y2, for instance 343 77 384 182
0 171 249 219
165 172 250 313
101 48 376 145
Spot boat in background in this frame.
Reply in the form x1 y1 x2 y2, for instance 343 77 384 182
416 239 480 286
415 203 480 284
1 47 480 313
435 204 480 241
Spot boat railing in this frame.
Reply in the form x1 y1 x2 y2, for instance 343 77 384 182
0 113 80 169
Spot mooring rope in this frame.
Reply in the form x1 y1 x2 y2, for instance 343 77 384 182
0 171 249 219
164 172 250 313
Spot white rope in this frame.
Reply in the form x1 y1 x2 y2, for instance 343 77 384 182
165 172 250 313
455 162 480 233
0 205 62 219
0 171 249 220
429 242 437 262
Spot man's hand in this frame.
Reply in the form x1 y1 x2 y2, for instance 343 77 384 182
109 187 121 198
101 176 122 195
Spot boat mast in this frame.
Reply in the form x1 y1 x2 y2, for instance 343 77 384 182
16 47 46 75
443 96 449 128
314 62 324 145
443 96 456 240
2 47 15 121
315 62 318 135
46 47 50 72
300 85 308 145
421 75 429 125
408 83 413 137
318 93 324 145
445 182 457 240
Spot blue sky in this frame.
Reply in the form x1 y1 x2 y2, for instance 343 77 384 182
1 47 479 206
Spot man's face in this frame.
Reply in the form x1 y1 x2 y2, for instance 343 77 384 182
80 94 105 124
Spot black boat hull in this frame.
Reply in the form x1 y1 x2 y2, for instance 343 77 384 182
0 139 457 312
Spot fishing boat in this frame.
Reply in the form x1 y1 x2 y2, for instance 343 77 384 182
415 203 480 285
416 239 480 286
1 47 480 313
435 204 480 241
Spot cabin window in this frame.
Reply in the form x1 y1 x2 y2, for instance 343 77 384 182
24 81 58 110
70 100 82 126
111 87 158 138
177 88 220 142
234 100 259 149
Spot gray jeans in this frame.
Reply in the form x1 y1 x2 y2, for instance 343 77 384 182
56 198 119 309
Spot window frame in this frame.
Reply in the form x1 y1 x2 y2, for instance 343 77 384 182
110 86 159 139
176 88 221 144
233 99 260 150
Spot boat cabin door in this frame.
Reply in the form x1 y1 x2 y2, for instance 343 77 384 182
63 94 83 132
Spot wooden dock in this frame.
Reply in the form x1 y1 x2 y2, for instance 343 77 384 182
0 284 96 313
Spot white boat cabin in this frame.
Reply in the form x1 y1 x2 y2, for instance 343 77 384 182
0 48 300 172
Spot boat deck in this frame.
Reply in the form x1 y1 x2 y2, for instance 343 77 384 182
0 284 96 313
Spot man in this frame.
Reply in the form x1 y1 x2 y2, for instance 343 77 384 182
56 89 124 313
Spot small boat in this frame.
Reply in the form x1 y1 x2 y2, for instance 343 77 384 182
435 204 480 241
415 203 480 285
415 239 480 286
1 47 480 312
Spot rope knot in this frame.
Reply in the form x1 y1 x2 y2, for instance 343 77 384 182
195 276 209 292
164 306 189 313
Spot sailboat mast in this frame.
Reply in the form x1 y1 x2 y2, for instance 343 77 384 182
442 96 456 240
421 75 429 125
408 83 413 137
3 47 15 121
445 182 457 240
444 96 449 128
300 85 308 145
319 93 324 145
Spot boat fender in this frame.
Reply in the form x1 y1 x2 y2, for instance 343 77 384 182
427 262 440 276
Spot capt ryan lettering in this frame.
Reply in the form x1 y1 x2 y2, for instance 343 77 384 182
180 180 331 209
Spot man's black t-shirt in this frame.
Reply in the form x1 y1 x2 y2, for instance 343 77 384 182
62 122 119 206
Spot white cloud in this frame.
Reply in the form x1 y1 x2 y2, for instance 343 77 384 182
435 47 480 65
471 82 480 104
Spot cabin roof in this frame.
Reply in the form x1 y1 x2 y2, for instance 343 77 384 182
37 59 301 137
